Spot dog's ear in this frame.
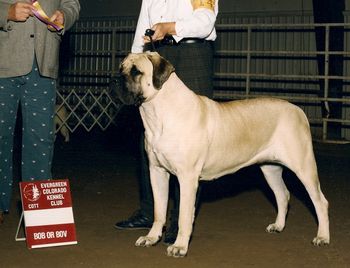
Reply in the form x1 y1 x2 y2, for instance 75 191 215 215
147 53 175 90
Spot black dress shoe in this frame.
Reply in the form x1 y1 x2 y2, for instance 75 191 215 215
163 220 178 245
114 210 153 230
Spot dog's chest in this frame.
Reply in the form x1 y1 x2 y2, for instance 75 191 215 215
146 135 180 174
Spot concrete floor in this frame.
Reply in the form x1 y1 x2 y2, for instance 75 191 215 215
1 108 350 268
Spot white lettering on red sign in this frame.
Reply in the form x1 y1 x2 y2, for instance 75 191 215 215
51 200 63 206
33 232 46 240
33 230 68 240
28 203 39 209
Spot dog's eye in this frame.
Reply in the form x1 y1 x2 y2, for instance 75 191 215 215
130 65 143 77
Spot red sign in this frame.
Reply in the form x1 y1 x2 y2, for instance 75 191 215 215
19 179 77 249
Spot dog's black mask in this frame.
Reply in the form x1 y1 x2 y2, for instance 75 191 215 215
109 53 175 107
108 73 144 106
108 74 123 101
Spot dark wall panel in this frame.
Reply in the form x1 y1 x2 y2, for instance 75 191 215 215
80 0 313 18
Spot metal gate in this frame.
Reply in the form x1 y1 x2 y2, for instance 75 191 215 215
57 12 350 143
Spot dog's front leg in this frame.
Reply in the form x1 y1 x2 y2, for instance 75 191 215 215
135 166 169 247
167 175 198 257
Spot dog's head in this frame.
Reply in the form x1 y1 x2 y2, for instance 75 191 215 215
109 52 175 106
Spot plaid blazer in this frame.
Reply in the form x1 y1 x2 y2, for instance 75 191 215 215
0 0 80 79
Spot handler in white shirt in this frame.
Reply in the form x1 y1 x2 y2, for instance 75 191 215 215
115 0 219 246
132 0 218 53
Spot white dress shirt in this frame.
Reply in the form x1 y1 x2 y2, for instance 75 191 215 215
131 0 219 53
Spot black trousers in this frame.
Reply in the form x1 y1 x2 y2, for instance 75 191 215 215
139 41 214 220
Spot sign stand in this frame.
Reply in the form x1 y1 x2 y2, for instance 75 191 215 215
15 212 26 242
18 179 77 248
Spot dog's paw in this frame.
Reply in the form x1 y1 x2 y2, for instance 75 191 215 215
312 236 330 246
135 235 160 247
166 244 188 258
266 223 284 233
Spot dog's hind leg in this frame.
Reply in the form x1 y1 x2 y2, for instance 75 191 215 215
136 166 170 247
260 164 290 233
292 158 329 246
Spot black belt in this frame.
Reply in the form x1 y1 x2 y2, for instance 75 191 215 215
153 36 207 47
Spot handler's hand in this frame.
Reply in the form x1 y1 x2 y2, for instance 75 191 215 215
7 2 33 22
143 22 176 43
48 10 64 32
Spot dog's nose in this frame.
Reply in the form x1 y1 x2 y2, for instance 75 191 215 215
109 73 122 87
108 74 123 98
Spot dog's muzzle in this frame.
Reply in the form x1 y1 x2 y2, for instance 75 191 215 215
109 74 128 104
109 74 144 106
109 74 122 98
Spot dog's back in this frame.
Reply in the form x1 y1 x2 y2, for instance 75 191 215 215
199 97 312 180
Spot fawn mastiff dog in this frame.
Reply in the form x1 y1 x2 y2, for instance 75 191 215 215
110 52 329 257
